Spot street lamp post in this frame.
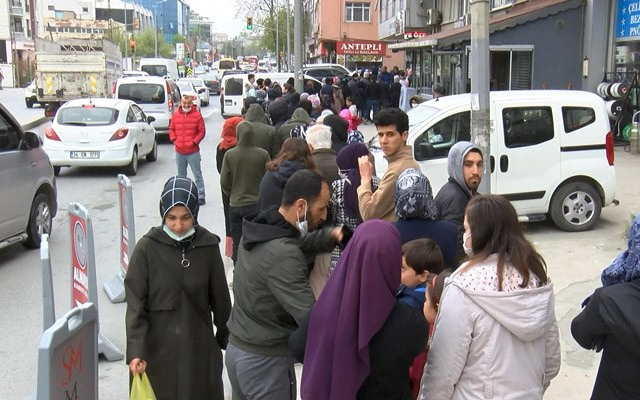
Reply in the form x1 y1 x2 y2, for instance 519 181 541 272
154 0 167 58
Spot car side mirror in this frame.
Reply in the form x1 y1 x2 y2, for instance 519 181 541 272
24 131 42 149
415 142 434 161
198 88 206 94
147 116 156 124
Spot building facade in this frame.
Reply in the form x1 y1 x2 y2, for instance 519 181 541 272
132 0 190 44
305 0 404 70
385 0 610 97
189 10 213 63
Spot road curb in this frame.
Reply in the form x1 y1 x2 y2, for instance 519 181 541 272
23 116 50 131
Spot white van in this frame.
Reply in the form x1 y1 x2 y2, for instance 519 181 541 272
371 90 617 232
220 73 322 117
139 58 179 81
115 76 180 136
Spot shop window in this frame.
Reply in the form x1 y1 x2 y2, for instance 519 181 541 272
490 49 532 90
345 2 371 22
562 107 596 133
414 111 471 160
503 107 554 148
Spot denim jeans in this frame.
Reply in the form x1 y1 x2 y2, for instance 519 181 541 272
366 99 380 121
175 151 205 200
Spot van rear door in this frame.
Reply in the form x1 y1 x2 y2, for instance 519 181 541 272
493 100 561 213
223 76 245 117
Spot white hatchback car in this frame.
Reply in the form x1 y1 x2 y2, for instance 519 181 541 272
43 98 158 176
176 81 202 109
178 77 209 106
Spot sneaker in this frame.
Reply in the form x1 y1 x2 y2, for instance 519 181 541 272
198 198 206 205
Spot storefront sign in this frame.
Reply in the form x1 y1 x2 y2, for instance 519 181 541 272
404 31 428 40
337 40 386 56
616 0 640 39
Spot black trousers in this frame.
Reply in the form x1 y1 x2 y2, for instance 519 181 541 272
230 203 258 263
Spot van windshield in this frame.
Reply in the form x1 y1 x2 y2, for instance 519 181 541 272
118 84 165 104
407 105 441 127
140 65 168 78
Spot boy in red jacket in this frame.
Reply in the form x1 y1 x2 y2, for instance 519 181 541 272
170 94 207 205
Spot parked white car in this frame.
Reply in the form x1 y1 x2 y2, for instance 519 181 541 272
43 98 158 176
371 90 617 232
178 77 210 106
176 81 202 109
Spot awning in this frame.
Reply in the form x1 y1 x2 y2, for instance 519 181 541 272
388 0 583 50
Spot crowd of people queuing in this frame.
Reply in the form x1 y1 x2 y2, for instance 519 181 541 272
123 66 640 400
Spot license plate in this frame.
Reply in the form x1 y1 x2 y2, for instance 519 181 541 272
70 151 100 159
225 99 232 106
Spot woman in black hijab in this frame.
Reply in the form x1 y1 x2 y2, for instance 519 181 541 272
125 176 232 400
323 114 349 153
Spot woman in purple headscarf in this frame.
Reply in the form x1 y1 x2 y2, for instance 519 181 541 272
290 220 428 400
328 143 380 272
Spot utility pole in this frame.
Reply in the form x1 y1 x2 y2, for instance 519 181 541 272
470 0 491 194
275 9 280 72
124 0 128 64
285 0 291 71
293 0 303 92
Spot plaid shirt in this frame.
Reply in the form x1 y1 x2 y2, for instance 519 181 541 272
329 175 381 271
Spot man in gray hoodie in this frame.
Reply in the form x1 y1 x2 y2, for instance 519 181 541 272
435 141 483 257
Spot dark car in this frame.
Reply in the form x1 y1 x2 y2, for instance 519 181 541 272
202 72 221 95
0 103 57 249
303 64 353 83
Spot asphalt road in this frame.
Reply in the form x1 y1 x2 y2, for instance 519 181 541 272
0 87 639 399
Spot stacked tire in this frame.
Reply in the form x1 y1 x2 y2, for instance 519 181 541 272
597 82 629 99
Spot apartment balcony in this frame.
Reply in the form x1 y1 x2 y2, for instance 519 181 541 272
11 1 24 17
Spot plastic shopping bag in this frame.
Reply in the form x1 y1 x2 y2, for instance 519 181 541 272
130 372 157 400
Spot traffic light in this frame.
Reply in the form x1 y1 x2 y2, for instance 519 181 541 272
134 17 140 30
247 17 253 30
130 39 136 53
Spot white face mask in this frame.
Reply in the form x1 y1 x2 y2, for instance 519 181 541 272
462 232 473 257
163 224 195 241
296 200 309 235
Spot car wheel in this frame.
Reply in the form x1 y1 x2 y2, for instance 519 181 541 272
549 182 602 232
24 193 53 249
146 137 158 162
124 147 139 176
25 99 34 108
53 166 61 176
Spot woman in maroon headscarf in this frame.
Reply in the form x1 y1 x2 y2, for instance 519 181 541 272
290 220 428 400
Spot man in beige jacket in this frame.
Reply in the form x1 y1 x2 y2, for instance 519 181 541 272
357 108 419 221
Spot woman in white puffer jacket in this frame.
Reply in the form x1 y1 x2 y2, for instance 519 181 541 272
418 194 560 400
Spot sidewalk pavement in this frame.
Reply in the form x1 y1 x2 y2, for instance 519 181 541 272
0 88 50 130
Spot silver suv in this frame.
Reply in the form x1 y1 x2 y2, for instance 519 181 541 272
0 103 57 249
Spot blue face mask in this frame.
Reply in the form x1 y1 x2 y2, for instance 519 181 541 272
163 224 195 241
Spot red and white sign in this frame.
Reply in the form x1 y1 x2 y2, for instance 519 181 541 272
118 183 130 274
404 31 428 40
70 215 89 307
336 40 387 56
